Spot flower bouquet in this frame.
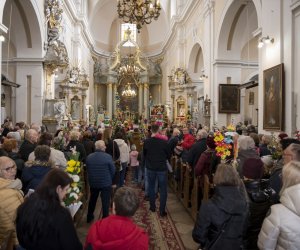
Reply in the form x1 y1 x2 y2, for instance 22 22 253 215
64 147 83 216
267 132 282 160
214 131 232 160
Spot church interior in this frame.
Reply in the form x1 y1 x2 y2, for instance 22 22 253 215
1 0 300 249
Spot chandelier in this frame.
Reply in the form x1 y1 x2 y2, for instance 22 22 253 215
118 54 141 79
122 83 137 98
117 0 161 33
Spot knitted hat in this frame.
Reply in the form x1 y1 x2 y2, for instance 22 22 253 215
278 133 288 141
206 136 216 149
243 158 264 179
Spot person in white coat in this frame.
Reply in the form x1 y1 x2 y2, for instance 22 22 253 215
258 160 300 250
114 132 129 187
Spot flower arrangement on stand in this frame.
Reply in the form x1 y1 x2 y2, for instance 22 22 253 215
267 132 282 160
64 147 83 217
214 131 232 161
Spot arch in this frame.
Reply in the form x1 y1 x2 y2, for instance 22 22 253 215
188 43 204 75
215 0 260 60
2 0 43 58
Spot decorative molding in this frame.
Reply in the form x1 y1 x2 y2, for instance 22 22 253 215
213 59 259 68
291 0 300 11
0 23 8 33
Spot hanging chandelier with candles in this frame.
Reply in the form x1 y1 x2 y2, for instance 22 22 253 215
118 54 141 79
117 0 161 33
122 83 137 98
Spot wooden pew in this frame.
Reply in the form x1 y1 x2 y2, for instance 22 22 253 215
191 175 200 220
183 164 193 208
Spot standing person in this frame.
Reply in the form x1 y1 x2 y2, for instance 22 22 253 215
143 124 171 217
192 164 248 250
19 129 39 161
0 156 24 250
85 187 148 250
129 144 139 183
114 132 130 187
16 169 82 250
86 140 115 223
21 145 53 194
258 161 300 249
65 131 87 162
82 130 95 157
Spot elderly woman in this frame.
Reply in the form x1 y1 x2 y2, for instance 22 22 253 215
0 156 24 250
16 169 82 250
21 145 53 194
258 161 300 249
2 138 25 179
65 130 86 162
192 164 248 250
237 135 260 177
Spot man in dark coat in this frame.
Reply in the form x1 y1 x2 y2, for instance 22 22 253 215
186 129 208 168
19 129 39 161
86 140 115 223
143 124 171 217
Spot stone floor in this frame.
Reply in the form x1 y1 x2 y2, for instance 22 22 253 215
76 189 199 250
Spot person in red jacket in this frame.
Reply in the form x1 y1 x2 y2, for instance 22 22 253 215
85 187 149 250
181 127 195 150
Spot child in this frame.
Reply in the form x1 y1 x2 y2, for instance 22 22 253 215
129 144 139 183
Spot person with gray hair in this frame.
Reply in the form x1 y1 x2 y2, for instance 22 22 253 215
86 140 116 223
19 129 39 162
236 135 260 177
187 129 208 168
65 130 86 162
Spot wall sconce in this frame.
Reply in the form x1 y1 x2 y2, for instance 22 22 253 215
258 36 274 48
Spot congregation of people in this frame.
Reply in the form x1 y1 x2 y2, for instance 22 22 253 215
0 119 300 250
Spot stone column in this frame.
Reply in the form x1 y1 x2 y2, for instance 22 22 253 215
143 83 149 119
113 84 117 117
82 94 86 121
138 83 143 114
107 83 112 118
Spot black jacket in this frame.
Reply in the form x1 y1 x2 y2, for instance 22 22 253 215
243 179 274 250
193 186 248 250
186 138 207 168
82 138 95 156
143 137 171 171
65 140 87 162
105 139 120 161
19 139 36 161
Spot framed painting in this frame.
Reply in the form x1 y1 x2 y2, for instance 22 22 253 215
218 84 240 113
263 63 284 131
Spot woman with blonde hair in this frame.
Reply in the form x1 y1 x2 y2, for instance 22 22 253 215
258 161 300 249
192 164 248 250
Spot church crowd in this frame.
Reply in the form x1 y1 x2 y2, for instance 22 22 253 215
0 118 300 250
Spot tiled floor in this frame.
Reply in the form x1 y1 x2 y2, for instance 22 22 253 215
76 189 199 250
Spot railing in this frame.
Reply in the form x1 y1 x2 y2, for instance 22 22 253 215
168 156 213 221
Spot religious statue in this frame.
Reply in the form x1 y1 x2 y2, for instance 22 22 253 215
68 67 80 85
45 0 63 45
54 101 65 127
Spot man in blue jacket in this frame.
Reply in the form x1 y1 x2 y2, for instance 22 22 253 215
143 124 171 217
86 140 115 223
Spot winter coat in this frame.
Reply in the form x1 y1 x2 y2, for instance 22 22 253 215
258 183 300 250
21 161 52 194
86 150 115 189
181 133 195 150
85 215 148 250
195 148 215 177
114 139 129 163
82 138 95 156
187 138 207 168
105 139 120 161
168 135 180 155
19 139 36 161
28 147 67 170
16 193 82 250
192 185 248 250
7 152 25 178
244 179 274 250
143 137 171 172
237 149 260 177
269 158 284 204
129 151 139 167
0 178 23 249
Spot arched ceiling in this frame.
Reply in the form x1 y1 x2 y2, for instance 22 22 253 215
87 0 169 54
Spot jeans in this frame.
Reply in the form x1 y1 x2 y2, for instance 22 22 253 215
87 186 112 219
144 168 158 196
147 169 168 213
118 162 128 187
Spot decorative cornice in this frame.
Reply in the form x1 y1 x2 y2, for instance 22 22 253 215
0 23 8 33
291 0 300 11
213 59 259 68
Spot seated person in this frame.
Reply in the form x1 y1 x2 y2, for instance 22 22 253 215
85 187 149 250
0 156 24 250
